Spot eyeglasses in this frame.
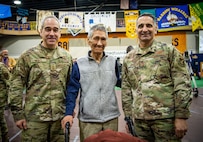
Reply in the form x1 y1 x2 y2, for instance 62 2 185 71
44 27 59 33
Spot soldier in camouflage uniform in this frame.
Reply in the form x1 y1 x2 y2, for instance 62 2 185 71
0 62 10 142
8 15 72 142
122 13 192 142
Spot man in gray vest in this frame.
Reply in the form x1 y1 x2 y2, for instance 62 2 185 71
61 24 121 142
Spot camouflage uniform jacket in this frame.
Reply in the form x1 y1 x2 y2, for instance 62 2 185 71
122 40 192 120
9 44 72 122
0 62 10 108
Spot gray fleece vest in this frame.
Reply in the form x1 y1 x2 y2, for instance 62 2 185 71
77 55 120 122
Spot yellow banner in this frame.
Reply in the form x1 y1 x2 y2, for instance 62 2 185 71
58 37 69 51
124 10 139 38
172 33 186 53
189 3 203 32
159 32 186 53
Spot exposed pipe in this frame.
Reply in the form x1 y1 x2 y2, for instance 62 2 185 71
88 3 104 14
74 0 77 11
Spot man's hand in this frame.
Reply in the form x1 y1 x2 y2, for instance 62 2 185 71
175 118 188 138
16 119 27 129
61 115 74 130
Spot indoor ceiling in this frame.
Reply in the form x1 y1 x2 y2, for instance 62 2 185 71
0 0 202 13
0 0 202 20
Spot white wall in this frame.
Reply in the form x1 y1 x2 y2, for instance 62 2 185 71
186 31 199 53
69 36 172 61
199 30 203 53
0 31 198 59
0 36 41 58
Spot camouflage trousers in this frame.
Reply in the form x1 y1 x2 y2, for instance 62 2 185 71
79 118 118 142
21 119 64 142
0 108 9 142
134 118 182 142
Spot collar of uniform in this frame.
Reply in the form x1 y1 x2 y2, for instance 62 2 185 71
135 40 157 55
37 44 65 59
39 43 57 50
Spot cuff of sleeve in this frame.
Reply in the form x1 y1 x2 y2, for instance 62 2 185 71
175 110 191 119
123 111 132 118
13 113 25 122
65 111 74 116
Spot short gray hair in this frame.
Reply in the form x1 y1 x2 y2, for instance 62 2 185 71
40 15 60 30
87 24 108 39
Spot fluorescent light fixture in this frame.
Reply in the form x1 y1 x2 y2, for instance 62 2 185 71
14 0 21 5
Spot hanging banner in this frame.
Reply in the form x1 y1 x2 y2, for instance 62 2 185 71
124 10 139 38
58 12 83 29
120 0 129 9
17 16 28 24
0 4 12 19
84 12 116 32
16 8 29 24
130 0 138 9
59 12 84 36
189 2 203 32
58 12 84 36
16 8 29 17
158 31 186 53
171 32 186 53
58 37 69 51
156 5 190 32
36 10 54 33
116 18 125 27
140 9 156 18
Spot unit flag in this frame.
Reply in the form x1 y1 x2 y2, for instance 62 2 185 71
189 2 203 31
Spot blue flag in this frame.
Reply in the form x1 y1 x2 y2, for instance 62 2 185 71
130 0 138 9
0 4 12 19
